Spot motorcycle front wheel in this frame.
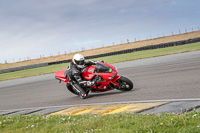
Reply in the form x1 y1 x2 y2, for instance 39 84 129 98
116 76 133 91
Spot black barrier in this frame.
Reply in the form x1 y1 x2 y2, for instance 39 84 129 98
1 37 200 74
47 59 71 65
47 37 200 65
0 62 48 74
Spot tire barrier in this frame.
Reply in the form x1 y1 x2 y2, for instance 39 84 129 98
48 37 200 65
1 37 200 74
0 62 48 74
48 59 71 65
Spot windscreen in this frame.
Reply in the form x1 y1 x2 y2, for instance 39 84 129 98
95 63 114 73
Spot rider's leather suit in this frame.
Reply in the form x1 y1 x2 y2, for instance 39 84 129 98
65 61 96 97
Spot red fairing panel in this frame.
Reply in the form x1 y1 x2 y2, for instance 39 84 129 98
55 70 69 83
112 75 121 86
81 66 96 80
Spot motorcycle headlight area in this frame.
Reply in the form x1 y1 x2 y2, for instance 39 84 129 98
108 74 116 79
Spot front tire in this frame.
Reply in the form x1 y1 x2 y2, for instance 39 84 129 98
116 76 133 91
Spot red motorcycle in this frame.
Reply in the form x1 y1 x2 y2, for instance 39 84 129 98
55 62 133 98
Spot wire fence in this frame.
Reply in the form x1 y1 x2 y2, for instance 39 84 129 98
2 26 200 64
1 36 200 74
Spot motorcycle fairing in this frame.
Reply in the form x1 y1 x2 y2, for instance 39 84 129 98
55 70 69 83
55 62 121 92
81 62 121 91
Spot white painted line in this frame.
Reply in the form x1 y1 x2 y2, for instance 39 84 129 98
1 98 200 112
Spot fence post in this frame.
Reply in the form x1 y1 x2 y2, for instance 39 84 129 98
127 39 129 43
81 47 85 51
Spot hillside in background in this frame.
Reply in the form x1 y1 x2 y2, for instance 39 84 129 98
1 31 200 69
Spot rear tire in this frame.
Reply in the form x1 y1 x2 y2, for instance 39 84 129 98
116 76 133 91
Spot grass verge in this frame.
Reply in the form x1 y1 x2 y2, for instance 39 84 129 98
1 42 200 81
0 111 200 133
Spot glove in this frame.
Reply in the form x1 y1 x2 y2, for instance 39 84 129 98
86 81 95 86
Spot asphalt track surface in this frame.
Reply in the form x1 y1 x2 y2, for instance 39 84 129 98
0 50 200 111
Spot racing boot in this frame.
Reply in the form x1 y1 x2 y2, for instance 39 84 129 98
72 83 88 99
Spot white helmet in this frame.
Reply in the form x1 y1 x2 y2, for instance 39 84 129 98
72 54 85 68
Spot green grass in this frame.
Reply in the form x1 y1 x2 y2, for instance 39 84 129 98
0 111 200 133
94 41 200 64
1 42 200 81
0 63 69 81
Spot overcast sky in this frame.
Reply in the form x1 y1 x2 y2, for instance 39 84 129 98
0 0 200 63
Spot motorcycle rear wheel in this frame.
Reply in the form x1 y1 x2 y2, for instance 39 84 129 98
116 76 133 91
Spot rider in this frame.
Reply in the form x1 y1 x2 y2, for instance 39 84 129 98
66 53 103 99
